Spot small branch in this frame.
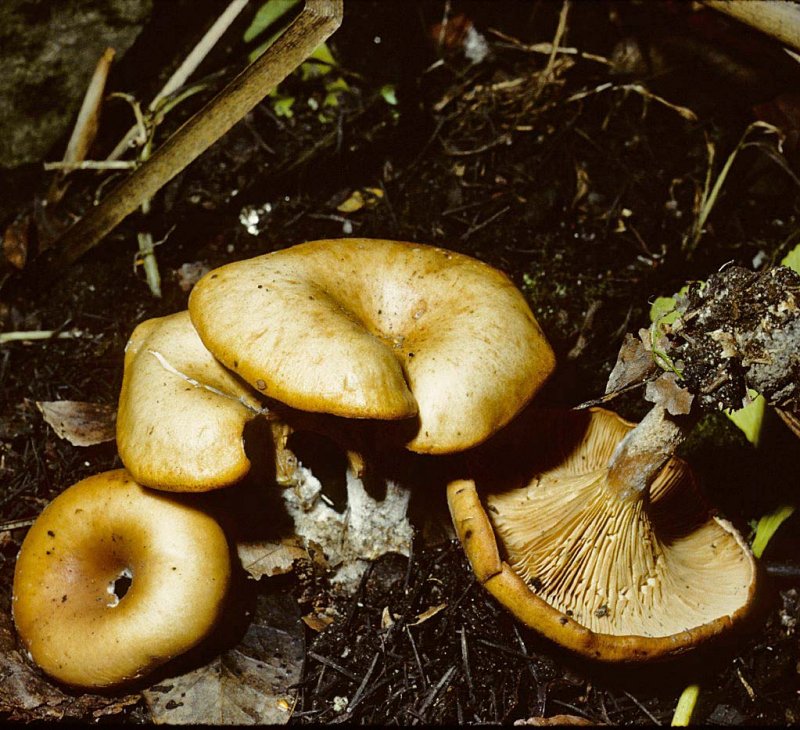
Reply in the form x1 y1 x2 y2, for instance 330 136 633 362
0 518 36 531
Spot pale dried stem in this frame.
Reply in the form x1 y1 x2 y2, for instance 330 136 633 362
33 0 343 286
0 329 84 345
107 0 250 162
46 47 116 207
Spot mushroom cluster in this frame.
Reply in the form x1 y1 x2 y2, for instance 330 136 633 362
14 237 759 688
13 237 556 688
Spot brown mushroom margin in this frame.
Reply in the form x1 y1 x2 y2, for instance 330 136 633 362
446 477 758 662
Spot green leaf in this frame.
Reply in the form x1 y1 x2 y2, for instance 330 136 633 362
271 93 295 118
726 391 766 447
781 241 800 273
648 284 691 328
323 75 349 107
300 41 337 80
244 0 301 43
751 504 795 559
671 684 700 727
649 296 678 325
380 84 398 106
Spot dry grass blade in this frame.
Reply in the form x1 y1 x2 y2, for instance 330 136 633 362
566 83 697 121
107 0 251 162
685 121 785 254
46 47 116 207
777 408 800 438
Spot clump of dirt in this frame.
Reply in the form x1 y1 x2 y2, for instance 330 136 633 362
670 266 800 411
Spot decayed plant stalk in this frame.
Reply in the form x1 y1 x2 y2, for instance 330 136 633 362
30 0 343 287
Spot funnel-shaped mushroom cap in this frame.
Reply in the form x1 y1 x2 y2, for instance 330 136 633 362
13 470 230 687
188 238 555 453
448 408 757 661
117 311 263 491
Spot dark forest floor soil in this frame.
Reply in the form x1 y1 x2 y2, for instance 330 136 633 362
1 1 799 724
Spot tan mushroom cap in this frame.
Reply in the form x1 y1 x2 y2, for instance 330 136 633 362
448 408 757 661
188 238 555 453
117 310 264 491
12 469 231 688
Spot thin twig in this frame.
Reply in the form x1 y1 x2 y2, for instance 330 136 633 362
569 82 697 121
460 626 474 703
488 27 610 65
623 690 662 725
0 330 85 345
536 0 571 101
347 651 381 711
415 665 457 723
0 518 36 531
307 651 361 683
460 205 511 241
43 161 136 171
405 625 428 690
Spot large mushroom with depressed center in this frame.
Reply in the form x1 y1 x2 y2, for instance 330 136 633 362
12 469 231 688
117 310 269 491
448 407 757 661
188 238 556 454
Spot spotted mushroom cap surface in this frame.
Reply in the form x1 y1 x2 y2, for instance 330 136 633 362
188 238 555 454
117 311 264 491
449 407 757 660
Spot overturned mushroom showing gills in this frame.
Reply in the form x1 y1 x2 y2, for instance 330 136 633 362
12 469 231 687
117 310 265 491
188 238 555 454
448 408 757 661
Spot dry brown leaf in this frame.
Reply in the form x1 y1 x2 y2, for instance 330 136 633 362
143 589 304 725
2 213 31 270
302 611 335 632
644 371 695 416
0 609 138 721
236 535 306 580
335 187 383 213
515 714 602 726
605 332 658 395
36 400 116 446
381 606 397 630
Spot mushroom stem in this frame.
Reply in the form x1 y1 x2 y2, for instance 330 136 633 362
606 404 696 502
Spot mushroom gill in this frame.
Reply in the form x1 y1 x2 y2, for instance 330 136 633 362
452 407 757 660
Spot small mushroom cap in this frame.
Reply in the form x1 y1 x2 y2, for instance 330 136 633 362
117 311 263 491
448 408 757 661
12 469 231 688
188 238 555 453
